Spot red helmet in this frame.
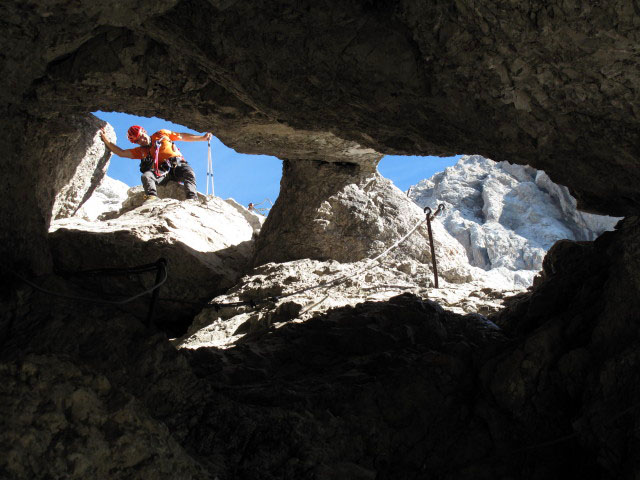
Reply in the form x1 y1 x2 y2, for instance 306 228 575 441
127 125 147 142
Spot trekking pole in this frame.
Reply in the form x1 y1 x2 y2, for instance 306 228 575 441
206 139 214 196
424 204 445 288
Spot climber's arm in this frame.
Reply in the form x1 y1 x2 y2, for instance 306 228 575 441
174 132 213 142
99 127 138 159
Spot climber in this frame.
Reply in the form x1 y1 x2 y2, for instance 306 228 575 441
99 125 212 202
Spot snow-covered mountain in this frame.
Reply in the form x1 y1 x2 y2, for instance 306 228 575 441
73 176 130 221
409 155 620 285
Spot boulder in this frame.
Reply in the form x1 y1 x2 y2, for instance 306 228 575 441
102 182 264 235
255 159 471 281
51 117 114 220
49 195 259 334
176 254 524 350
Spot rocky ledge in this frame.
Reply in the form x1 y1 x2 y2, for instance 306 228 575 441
48 183 263 334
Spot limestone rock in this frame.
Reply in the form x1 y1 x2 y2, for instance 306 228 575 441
533 170 622 240
48 196 256 332
224 198 264 236
102 182 265 234
51 117 114 220
176 257 522 350
73 175 129 221
1 274 511 479
410 155 620 285
0 113 112 273
5 214 640 479
0 354 206 480
482 217 640 478
3 1 640 219
2 1 640 478
3 1 640 273
255 160 472 283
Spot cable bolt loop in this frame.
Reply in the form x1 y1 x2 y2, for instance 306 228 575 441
424 204 445 221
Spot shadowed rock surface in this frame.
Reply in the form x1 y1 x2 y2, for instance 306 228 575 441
3 214 639 478
1 1 640 478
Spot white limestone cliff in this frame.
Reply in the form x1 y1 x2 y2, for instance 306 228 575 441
73 176 130 221
48 186 263 328
409 155 620 287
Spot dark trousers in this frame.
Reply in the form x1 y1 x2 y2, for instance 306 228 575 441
141 164 197 199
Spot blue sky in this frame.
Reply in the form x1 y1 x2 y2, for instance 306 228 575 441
93 111 460 207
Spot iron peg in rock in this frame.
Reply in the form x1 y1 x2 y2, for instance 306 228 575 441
423 205 444 288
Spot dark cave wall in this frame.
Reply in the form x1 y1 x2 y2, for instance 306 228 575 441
2 1 639 210
0 114 110 274
3 218 640 479
1 2 640 478
2 0 639 271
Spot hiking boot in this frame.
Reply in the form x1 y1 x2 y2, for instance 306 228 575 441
143 194 159 204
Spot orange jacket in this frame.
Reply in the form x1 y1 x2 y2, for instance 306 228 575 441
128 129 183 162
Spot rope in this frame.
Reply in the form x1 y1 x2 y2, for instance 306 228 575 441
56 261 162 277
310 216 426 291
252 207 270 215
248 199 273 216
144 216 430 313
252 198 274 208
5 214 430 317
295 217 428 313
9 261 168 306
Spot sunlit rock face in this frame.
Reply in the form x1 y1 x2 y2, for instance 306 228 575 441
51 119 114 221
410 155 620 279
254 159 472 279
72 175 129 222
49 191 261 334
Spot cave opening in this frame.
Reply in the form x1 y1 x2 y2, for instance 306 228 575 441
92 111 283 214
51 109 622 330
378 153 621 298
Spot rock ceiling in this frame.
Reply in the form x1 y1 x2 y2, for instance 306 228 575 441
2 1 639 216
